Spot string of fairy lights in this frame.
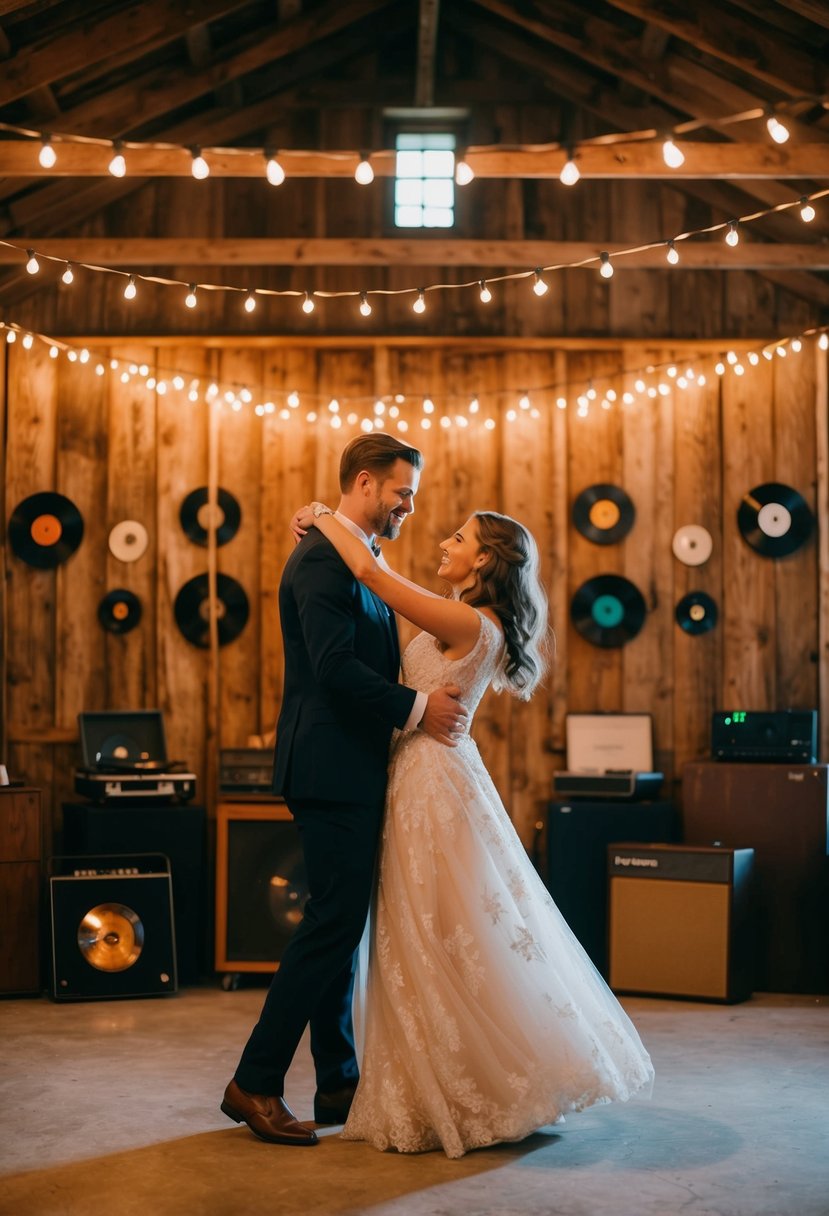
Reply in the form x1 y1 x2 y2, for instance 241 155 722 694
3 315 827 433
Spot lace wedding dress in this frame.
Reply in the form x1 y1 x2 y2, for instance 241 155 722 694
342 612 654 1159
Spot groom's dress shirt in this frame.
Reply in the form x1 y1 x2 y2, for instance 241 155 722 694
334 511 427 732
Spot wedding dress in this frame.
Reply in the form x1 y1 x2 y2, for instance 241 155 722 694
342 612 654 1159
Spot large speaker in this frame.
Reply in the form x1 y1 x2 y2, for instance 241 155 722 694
682 762 829 994
546 800 676 976
608 844 755 1003
215 801 308 978
62 802 206 984
50 854 177 1001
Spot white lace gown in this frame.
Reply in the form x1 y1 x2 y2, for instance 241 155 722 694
342 612 654 1159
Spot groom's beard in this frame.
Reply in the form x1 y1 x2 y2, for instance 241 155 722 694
371 502 405 541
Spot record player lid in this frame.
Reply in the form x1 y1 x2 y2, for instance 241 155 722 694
78 710 168 770
565 712 654 774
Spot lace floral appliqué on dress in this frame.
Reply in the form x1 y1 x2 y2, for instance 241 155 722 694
342 612 654 1159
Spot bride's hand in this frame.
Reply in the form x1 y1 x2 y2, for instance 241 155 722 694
290 503 328 544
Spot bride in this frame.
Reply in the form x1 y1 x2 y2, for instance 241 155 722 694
293 502 654 1159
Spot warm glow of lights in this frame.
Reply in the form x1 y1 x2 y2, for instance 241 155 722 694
244 290 257 313
819 333 829 351
666 240 679 265
22 333 33 349
26 250 39 274
124 275 137 300
38 137 56 168
354 155 374 185
359 292 372 317
532 270 548 296
662 138 685 168
61 262 74 285
423 398 435 414
191 148 209 179
413 290 426 314
725 221 739 246
599 252 613 278
479 280 492 303
108 145 126 177
800 197 816 222
455 156 474 186
302 291 315 314
185 284 198 309
766 115 790 144
265 152 285 186
559 157 580 186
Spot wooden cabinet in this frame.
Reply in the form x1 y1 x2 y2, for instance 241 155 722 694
0 787 42 994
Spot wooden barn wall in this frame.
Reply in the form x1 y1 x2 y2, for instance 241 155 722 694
1 339 826 857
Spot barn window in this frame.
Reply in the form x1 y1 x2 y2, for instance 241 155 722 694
394 133 456 228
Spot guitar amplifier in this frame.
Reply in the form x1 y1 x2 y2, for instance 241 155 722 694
219 748 274 794
711 710 817 763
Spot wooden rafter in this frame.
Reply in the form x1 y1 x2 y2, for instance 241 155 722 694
415 0 440 107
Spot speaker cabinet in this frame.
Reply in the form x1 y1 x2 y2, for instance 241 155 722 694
546 800 676 976
682 762 829 994
62 802 206 984
608 844 754 1003
215 801 307 976
50 854 177 1001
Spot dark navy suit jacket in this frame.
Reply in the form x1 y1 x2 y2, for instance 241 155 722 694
272 529 417 805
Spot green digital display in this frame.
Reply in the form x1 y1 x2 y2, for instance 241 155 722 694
724 711 747 726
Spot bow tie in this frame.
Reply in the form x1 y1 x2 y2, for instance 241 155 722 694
370 540 381 557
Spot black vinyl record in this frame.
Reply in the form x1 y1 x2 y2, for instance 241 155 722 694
675 591 718 636
174 572 249 648
572 484 635 546
180 487 241 548
98 589 142 635
570 574 646 648
737 482 813 558
8 491 84 568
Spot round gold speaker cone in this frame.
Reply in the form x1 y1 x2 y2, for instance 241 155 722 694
77 902 145 972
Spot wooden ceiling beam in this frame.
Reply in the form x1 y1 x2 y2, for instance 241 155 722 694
3 237 827 270
602 0 827 97
415 0 440 107
772 1 829 33
2 140 828 178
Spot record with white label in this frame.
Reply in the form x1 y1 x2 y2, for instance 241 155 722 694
675 591 718 635
108 520 148 563
737 482 813 558
672 524 713 567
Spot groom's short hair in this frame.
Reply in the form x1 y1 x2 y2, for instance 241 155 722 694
339 434 424 492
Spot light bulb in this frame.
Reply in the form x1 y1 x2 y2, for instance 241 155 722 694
62 262 74 285
22 333 33 349
559 157 580 186
413 290 426 314
469 397 479 413
819 333 829 351
264 152 285 186
185 284 198 308
455 156 474 185
355 154 374 185
6 329 16 344
725 221 739 247
50 345 59 358
302 291 315 314
662 137 685 168
108 143 126 177
26 250 39 275
766 115 789 144
800 196 816 222
519 394 531 410
244 290 257 313
532 269 548 296
423 398 435 414
38 136 56 168
359 292 372 317
666 240 679 265
479 280 492 303
287 391 300 408
190 148 209 179
123 274 137 300
599 251 613 278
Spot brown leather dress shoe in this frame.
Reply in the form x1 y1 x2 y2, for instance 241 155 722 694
313 1082 358 1125
221 1079 318 1146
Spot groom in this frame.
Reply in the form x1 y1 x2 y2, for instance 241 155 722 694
222 433 467 1145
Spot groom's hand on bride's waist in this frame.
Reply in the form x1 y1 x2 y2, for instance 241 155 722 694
418 685 468 747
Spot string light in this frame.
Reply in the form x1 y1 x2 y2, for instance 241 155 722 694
666 240 679 264
61 262 74 285
302 291 315 314
766 114 790 144
25 250 39 274
38 136 56 168
190 148 209 179
479 280 492 303
185 284 198 309
559 153 580 186
6 329 16 343
123 274 137 300
532 269 548 296
413 290 426 314
264 151 285 186
662 137 685 168
108 141 126 177
820 334 829 351
244 290 257 313
455 152 474 185
354 153 374 185
725 221 740 247
800 196 816 222
599 251 614 278
359 292 372 317
22 333 33 349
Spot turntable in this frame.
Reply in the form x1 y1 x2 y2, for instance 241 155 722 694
552 713 664 801
75 711 196 803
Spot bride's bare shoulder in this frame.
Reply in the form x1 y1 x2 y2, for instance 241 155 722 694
477 607 503 634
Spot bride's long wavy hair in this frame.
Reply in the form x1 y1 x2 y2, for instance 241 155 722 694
459 511 551 700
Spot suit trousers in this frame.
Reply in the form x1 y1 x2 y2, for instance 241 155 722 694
233 796 384 1096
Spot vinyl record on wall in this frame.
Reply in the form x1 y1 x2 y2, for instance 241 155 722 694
675 591 718 636
570 574 646 648
572 484 635 546
672 524 713 567
180 487 241 548
174 572 249 648
98 589 142 635
108 520 149 563
737 482 813 558
8 492 84 568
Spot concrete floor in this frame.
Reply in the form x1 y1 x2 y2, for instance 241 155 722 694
0 986 827 1216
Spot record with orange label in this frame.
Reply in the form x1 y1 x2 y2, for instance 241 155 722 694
98 589 142 634
8 492 84 568
572 484 635 545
